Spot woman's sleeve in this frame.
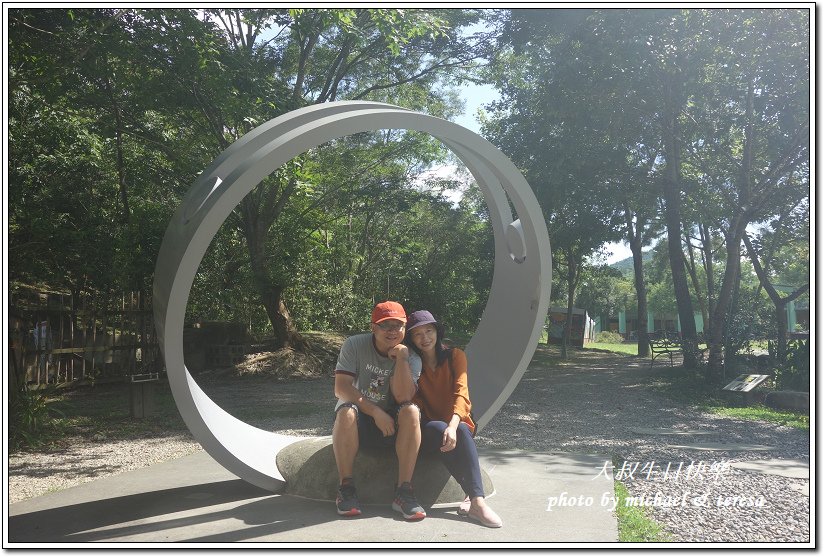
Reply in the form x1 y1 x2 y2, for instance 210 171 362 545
450 349 472 419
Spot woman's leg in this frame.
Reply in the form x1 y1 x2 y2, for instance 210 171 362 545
422 421 484 498
420 419 449 454
421 420 501 526
443 423 484 499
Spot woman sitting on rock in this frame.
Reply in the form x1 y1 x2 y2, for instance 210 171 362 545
405 310 502 528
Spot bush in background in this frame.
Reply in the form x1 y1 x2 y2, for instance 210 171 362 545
9 387 63 451
773 338 810 392
595 330 625 344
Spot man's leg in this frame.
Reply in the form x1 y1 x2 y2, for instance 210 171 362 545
332 404 359 483
395 402 421 485
393 402 425 520
332 404 362 516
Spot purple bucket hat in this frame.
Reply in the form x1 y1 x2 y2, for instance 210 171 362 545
406 310 438 331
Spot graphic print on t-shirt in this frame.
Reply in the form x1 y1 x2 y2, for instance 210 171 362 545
364 363 392 403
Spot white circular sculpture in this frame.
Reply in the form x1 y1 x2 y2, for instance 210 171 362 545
153 101 552 491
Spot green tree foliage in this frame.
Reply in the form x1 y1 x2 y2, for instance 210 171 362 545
179 8 492 348
576 265 636 327
8 8 498 348
483 8 809 374
8 7 809 376
484 9 626 358
679 9 810 377
742 199 809 361
9 8 207 298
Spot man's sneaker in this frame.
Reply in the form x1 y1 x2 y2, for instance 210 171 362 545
336 482 362 517
392 482 426 520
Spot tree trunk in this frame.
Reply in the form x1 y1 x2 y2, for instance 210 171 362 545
661 81 698 368
708 81 755 380
244 216 308 352
627 214 649 357
631 249 650 358
706 222 746 379
699 222 715 341
743 233 808 365
560 251 578 360
684 232 708 331
252 267 308 351
722 261 741 382
774 303 789 363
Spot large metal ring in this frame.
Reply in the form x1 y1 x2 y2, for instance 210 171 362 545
153 101 552 491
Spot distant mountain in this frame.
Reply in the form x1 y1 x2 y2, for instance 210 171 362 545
609 251 652 277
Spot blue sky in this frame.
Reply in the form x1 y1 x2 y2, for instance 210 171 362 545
452 82 498 134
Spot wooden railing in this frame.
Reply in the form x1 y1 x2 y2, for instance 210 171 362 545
9 288 161 388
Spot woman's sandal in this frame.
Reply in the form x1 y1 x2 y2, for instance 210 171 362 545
467 507 503 528
457 496 471 516
459 496 503 528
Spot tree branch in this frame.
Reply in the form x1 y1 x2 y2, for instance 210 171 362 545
352 54 477 100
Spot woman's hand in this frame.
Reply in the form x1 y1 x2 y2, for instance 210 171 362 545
441 424 458 452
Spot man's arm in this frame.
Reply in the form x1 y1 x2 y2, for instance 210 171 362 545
388 344 417 403
334 373 395 435
333 337 382 417
334 374 378 417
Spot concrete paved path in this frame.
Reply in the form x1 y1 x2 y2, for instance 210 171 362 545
7 448 618 545
664 442 776 452
730 459 810 479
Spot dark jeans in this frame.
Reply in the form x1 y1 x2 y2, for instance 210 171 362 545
420 419 484 499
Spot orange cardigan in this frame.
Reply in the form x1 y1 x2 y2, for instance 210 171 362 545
413 348 475 434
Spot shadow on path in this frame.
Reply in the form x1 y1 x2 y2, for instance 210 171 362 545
8 479 275 542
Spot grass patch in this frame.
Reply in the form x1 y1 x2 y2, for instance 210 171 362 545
705 404 809 431
644 369 810 431
614 481 671 542
585 342 639 356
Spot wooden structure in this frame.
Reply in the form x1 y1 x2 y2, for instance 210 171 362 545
9 286 161 388
546 306 595 348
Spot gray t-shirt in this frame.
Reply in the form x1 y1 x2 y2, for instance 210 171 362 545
334 333 422 412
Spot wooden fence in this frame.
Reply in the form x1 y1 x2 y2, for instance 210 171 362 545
9 288 161 389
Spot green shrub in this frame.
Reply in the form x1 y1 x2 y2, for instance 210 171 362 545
773 338 810 392
595 330 624 344
9 387 64 451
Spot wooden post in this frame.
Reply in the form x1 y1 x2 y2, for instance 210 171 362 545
92 301 98 379
121 292 126 374
81 294 87 380
69 293 75 382
35 310 42 386
58 294 65 383
101 304 108 374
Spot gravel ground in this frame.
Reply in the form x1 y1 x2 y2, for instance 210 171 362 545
8 348 810 543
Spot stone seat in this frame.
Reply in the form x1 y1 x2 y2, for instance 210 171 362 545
276 437 494 506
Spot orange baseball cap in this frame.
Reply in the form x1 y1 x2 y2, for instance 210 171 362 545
371 301 407 324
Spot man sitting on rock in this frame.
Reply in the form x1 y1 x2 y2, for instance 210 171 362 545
332 300 426 520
